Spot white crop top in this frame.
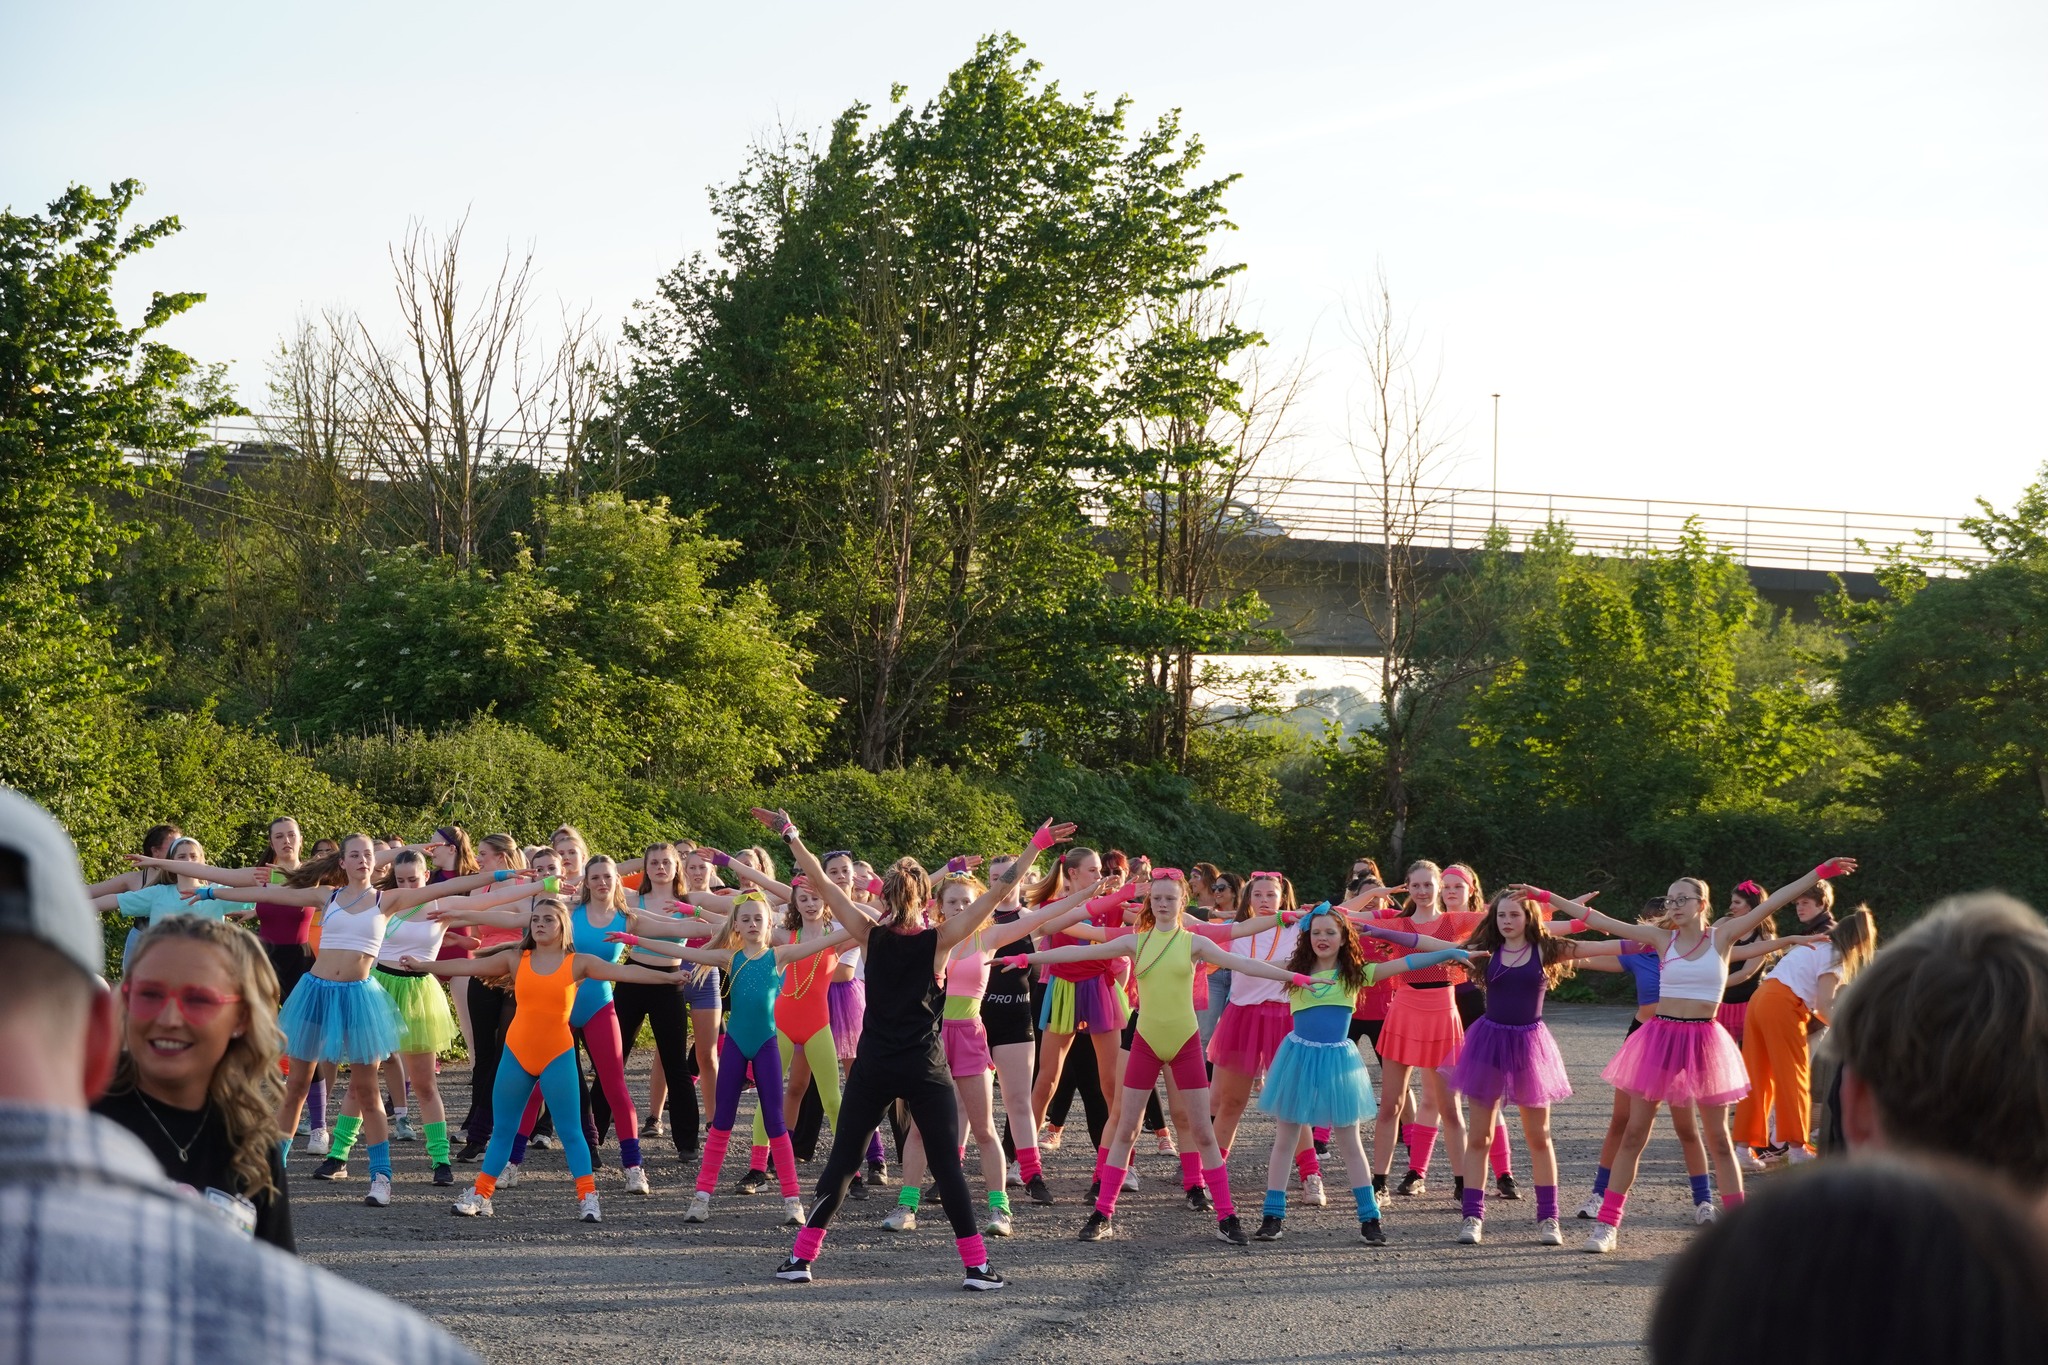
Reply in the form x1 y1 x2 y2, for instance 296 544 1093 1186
1227 924 1300 1006
1765 942 1838 1008
318 888 388 957
1659 934 1729 1004
377 904 447 966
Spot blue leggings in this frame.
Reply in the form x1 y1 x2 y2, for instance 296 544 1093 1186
480 1049 592 1180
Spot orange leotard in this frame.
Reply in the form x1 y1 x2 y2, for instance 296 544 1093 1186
504 950 578 1074
776 940 837 1045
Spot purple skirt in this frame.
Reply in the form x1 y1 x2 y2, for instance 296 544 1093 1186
1443 1017 1572 1108
828 979 864 1062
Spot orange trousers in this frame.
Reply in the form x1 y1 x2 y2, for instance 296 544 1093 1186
1732 979 1812 1149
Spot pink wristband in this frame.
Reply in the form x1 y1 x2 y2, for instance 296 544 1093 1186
1532 889 1553 905
613 933 642 947
1030 822 1057 851
1289 972 1313 988
1566 918 1587 934
998 955 1029 970
1814 860 1847 880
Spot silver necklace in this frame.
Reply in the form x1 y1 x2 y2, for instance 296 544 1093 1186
135 1089 208 1164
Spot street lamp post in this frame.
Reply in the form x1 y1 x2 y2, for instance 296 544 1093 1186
1491 393 1501 527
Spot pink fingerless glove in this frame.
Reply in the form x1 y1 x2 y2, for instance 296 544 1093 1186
1030 822 1058 851
1565 918 1587 934
1289 972 1313 988
1529 888 1554 905
945 856 969 875
608 932 642 947
1814 859 1848 879
866 877 885 896
998 955 1029 970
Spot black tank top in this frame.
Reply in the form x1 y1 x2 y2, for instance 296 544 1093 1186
860 925 946 1068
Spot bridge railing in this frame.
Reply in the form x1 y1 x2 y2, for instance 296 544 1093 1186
1229 474 1985 576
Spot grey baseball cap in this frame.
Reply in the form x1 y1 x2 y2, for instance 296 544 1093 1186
0 786 104 981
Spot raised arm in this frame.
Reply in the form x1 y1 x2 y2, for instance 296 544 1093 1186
697 847 794 904
937 820 1075 954
125 855 271 888
382 869 531 915
1717 860 1857 947
982 876 1113 949
1000 938 1134 969
756 813 872 946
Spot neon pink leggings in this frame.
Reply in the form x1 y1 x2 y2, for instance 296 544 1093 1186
516 1002 639 1144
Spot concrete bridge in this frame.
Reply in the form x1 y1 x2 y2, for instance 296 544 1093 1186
1178 477 1981 655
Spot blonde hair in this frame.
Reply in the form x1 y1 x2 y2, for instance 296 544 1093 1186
579 855 627 914
1830 905 1878 984
113 918 284 1202
142 837 205 889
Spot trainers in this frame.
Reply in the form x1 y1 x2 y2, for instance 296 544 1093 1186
297 1110 312 1138
1457 1216 1484 1245
1396 1170 1426 1197
1537 1216 1564 1246
781 1196 805 1227
1583 1221 1619 1254
530 1134 557 1151
364 1174 391 1207
961 1263 1005 1292
882 1205 917 1232
645 1112 666 1138
1215 1214 1250 1246
1122 1167 1140 1193
452 1190 493 1217
1360 1218 1387 1245
1254 1215 1285 1241
1025 1174 1055 1206
985 1208 1014 1238
311 1157 347 1181
736 1168 770 1195
774 1257 813 1283
847 1174 869 1201
579 1193 603 1223
1738 1147 1768 1173
1575 1193 1603 1220
456 1139 487 1163
1787 1146 1816 1165
624 1166 651 1196
866 1159 891 1187
682 1192 711 1223
1078 1210 1115 1242
1155 1130 1177 1156
1185 1185 1213 1213
1497 1173 1521 1200
1086 1179 1100 1204
391 1116 418 1143
500 1163 522 1188
432 1162 455 1187
1314 1136 1329 1156
1695 1201 1717 1225
1039 1126 1063 1153
1302 1174 1327 1207
1007 1162 1022 1187
307 1126 330 1155
1451 1175 1466 1201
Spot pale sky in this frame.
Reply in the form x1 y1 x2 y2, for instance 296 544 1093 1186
6 0 2043 518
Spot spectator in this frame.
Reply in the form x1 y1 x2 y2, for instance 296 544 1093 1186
1648 1157 2048 1364
0 785 477 1365
1831 892 2048 1204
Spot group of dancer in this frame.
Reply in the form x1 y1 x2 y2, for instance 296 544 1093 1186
92 807 1878 1286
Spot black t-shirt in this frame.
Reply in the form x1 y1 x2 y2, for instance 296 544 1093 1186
94 1087 295 1252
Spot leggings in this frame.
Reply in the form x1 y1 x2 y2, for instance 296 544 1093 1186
263 942 313 1006
593 979 698 1154
754 1030 841 1147
481 1049 592 1180
1046 1032 1111 1146
805 1055 976 1240
697 1034 798 1198
516 1002 640 1156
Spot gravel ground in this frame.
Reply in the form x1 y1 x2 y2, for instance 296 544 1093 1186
293 1004 1699 1363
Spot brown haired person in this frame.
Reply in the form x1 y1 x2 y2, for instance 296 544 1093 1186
1731 904 1877 1164
1833 893 2048 1206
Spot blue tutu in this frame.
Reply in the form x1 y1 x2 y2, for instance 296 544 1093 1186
280 975 402 1063
1258 1033 1378 1126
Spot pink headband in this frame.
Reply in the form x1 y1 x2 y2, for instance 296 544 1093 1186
1443 866 1474 884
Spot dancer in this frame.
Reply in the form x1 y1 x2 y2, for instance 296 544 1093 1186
404 898 682 1222
981 854 1063 1206
1731 903 1877 1163
592 842 702 1159
1254 904 1469 1244
1002 868 1313 1248
1534 858 1858 1253
1206 872 1303 1166
446 838 546 1162
1717 880 1774 1047
772 810 1075 1291
1441 863 1519 1200
98 837 226 967
736 875 844 1198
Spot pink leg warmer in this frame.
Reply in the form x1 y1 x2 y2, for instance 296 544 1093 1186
1204 1164 1235 1220
696 1128 733 1195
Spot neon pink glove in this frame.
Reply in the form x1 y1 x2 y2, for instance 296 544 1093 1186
866 877 884 896
997 955 1029 971
1289 972 1314 988
605 932 642 946
1528 888 1554 905
1814 859 1849 879
1279 908 1305 927
1030 821 1058 851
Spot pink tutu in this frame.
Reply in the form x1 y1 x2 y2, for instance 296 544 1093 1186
1207 1000 1294 1076
1444 1018 1573 1108
1715 1001 1748 1046
1601 1015 1750 1107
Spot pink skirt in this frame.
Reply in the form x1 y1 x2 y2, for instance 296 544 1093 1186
1376 987 1465 1069
941 1018 993 1078
1207 1000 1294 1076
1715 1001 1748 1045
1602 1016 1750 1107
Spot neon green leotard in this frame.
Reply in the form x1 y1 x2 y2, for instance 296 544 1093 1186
1288 966 1364 1013
1134 928 1200 1058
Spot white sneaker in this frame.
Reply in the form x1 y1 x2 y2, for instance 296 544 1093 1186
781 1196 805 1227
1302 1174 1328 1207
623 1166 651 1196
1787 1146 1816 1164
452 1190 493 1217
1575 1193 1603 1220
1122 1166 1140 1193
1155 1131 1177 1156
682 1192 711 1223
1537 1217 1563 1246
1039 1126 1063 1152
985 1208 1014 1238
1738 1147 1767 1173
530 1134 557 1151
364 1174 391 1207
500 1163 523 1188
1583 1221 1619 1254
882 1204 918 1232
1007 1162 1022 1187
1694 1201 1717 1225
1457 1216 1483 1244
307 1126 332 1156
391 1115 418 1143
579 1192 602 1223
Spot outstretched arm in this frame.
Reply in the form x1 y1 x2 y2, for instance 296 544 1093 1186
1732 933 1826 962
396 953 515 980
1365 948 1473 987
696 848 794 904
184 883 329 908
125 855 271 888
1000 939 1134 969
981 877 1112 949
1356 921 1464 954
756 811 872 946
1514 886 1668 948
382 869 533 915
1717 860 1858 947
773 928 856 965
937 820 1076 954
575 955 692 987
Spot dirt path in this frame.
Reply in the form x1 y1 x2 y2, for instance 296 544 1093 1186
294 1004 1690 1362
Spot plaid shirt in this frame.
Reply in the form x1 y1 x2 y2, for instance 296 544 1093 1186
0 1103 478 1365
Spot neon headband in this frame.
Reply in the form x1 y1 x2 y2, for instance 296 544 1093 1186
1248 871 1285 882
1443 866 1474 884
822 851 854 863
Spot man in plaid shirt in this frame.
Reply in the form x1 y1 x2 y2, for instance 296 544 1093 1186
0 787 477 1365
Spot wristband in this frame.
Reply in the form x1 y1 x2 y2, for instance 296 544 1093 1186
783 826 800 844
1566 918 1587 934
541 876 561 893
610 933 642 947
945 856 968 875
1528 888 1552 905
1029 822 1057 851
998 955 1029 970
710 850 731 868
1289 972 1313 988
492 869 513 882
1814 859 1847 880
1279 909 1304 927
866 877 884 896
197 887 216 901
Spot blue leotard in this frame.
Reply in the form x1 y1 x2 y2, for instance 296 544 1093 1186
569 904 627 1027
725 949 784 1056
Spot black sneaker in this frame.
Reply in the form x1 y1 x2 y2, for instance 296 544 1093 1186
1451 1175 1466 1201
1360 1218 1388 1245
1025 1174 1055 1206
1215 1214 1250 1246
847 1174 869 1201
456 1140 487 1163
774 1257 813 1283
1496 1173 1521 1200
1078 1210 1115 1242
1372 1172 1388 1195
432 1162 455 1187
1086 1178 1100 1204
1254 1215 1285 1241
1185 1185 1213 1213
923 1182 940 1203
735 1169 770 1195
961 1263 1005 1292
1396 1170 1426 1196
311 1158 348 1181
1314 1137 1330 1156
866 1159 890 1188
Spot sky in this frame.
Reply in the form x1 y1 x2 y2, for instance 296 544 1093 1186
5 0 2044 520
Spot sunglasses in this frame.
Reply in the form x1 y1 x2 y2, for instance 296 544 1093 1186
122 980 243 1025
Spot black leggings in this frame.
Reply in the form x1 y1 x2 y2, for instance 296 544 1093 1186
263 942 312 1006
809 1057 974 1239
591 980 699 1154
1045 1034 1111 1147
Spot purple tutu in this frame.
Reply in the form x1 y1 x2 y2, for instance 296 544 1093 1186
1207 1000 1295 1076
828 978 864 1062
1039 975 1128 1034
1443 1018 1573 1108
1601 1015 1750 1107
